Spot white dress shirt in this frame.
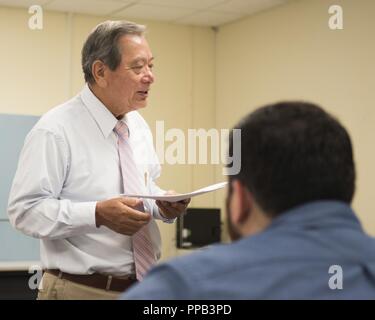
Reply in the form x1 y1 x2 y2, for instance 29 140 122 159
7 84 171 277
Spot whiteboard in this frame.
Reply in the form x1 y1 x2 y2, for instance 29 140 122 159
0 114 40 263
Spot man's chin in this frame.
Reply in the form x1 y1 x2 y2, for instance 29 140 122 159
227 225 242 242
134 101 148 110
226 214 242 242
128 103 147 112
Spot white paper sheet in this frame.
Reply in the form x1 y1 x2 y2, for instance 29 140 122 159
121 181 228 202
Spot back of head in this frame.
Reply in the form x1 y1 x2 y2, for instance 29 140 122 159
229 101 356 216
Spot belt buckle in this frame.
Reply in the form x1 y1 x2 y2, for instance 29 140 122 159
105 275 113 291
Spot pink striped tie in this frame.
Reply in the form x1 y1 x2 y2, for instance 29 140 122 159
114 121 156 281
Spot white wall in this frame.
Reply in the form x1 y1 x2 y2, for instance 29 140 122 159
1 0 374 264
215 0 375 235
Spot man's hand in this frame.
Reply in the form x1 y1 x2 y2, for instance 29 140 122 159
156 190 191 220
95 197 151 236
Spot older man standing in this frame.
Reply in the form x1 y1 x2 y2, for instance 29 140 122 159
7 20 189 300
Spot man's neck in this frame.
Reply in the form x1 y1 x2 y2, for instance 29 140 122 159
88 83 126 119
243 207 272 237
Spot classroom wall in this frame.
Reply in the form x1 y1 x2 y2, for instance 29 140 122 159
1 0 374 265
215 0 375 236
0 6 216 261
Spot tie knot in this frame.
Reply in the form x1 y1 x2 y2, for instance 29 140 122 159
114 121 129 139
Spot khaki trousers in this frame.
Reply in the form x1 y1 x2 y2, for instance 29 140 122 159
37 272 120 300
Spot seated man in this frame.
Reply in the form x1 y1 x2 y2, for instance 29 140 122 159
122 101 375 299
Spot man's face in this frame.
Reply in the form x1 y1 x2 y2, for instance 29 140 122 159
105 34 154 117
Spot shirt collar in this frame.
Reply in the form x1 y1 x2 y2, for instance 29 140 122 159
268 200 361 231
80 83 119 139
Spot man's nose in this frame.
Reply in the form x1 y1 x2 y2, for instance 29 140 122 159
142 67 154 84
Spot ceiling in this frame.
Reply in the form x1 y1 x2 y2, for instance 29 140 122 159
0 0 289 27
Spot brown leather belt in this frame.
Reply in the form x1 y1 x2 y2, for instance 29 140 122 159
45 269 137 293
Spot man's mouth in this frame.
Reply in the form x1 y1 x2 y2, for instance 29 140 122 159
137 90 149 95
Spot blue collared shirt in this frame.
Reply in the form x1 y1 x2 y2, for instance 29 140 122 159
123 200 375 299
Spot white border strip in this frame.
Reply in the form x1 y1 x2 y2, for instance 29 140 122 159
0 261 41 271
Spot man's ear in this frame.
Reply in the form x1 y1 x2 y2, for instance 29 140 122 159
230 180 252 226
91 60 108 87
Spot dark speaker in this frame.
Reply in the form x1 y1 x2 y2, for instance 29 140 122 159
176 208 221 249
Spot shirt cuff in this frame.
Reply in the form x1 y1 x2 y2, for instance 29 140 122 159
70 201 97 228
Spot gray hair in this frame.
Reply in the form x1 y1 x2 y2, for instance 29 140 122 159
81 20 146 84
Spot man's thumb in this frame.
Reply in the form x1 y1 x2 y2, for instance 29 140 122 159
119 197 142 207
